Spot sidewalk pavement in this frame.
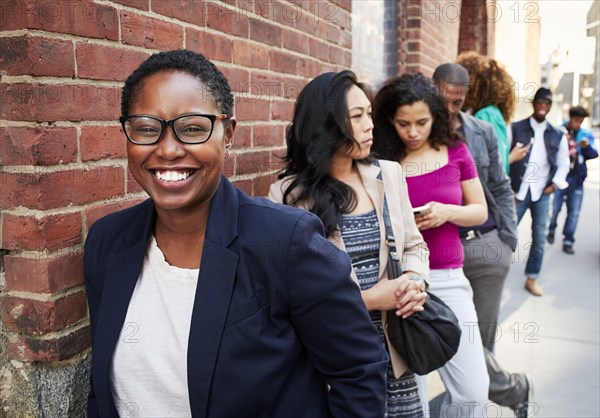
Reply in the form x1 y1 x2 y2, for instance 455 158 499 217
425 158 600 417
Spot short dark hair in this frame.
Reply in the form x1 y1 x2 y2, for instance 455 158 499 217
121 49 234 119
569 105 590 118
533 87 552 103
432 63 470 87
372 73 457 162
278 70 371 236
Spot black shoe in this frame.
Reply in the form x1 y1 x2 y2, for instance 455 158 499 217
513 373 534 418
563 245 575 255
547 230 555 244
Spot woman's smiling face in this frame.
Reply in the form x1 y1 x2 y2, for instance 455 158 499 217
126 70 234 215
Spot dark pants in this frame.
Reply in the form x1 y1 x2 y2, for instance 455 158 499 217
549 180 584 246
462 229 528 408
516 190 551 279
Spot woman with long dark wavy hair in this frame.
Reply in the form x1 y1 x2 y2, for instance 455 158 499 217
372 73 489 418
269 70 431 417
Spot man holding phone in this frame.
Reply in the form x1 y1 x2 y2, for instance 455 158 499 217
509 87 570 296
433 64 531 418
547 106 598 254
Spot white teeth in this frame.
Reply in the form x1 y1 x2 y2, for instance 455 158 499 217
155 170 191 182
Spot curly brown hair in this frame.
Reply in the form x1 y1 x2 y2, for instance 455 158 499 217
456 51 515 122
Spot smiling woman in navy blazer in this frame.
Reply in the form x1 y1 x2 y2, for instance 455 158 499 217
84 50 387 418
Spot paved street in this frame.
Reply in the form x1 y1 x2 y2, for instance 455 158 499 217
426 158 600 417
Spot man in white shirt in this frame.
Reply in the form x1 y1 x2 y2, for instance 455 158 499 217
509 88 570 296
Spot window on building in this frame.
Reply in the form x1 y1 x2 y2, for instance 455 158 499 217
351 0 398 89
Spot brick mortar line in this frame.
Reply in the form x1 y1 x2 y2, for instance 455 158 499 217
0 193 147 218
0 29 151 55
4 244 85 260
100 0 352 45
231 168 281 183
0 120 122 127
1 205 83 218
232 91 297 102
2 191 148 229
0 7 352 50
5 284 86 302
7 347 92 368
230 145 285 153
1 75 123 87
1 160 127 173
4 318 91 340
236 121 289 126
1 30 349 79
246 67 314 81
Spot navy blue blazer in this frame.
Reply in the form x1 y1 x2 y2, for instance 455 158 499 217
84 176 388 418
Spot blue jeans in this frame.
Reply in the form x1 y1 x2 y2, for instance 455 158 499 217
516 190 551 279
549 180 584 246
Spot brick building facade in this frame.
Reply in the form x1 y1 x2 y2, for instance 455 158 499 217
0 0 493 415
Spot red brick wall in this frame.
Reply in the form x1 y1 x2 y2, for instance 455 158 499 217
0 0 351 407
397 0 462 76
458 0 497 56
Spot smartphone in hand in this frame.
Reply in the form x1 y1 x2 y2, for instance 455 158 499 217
412 205 431 217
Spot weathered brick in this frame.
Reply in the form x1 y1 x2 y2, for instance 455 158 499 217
85 199 145 230
269 50 299 75
0 127 78 166
235 97 271 121
1 212 82 252
0 167 125 210
76 43 148 81
121 11 184 50
8 326 91 362
0 36 74 77
151 0 205 25
220 66 250 93
80 126 127 161
1 83 120 122
186 28 233 63
235 150 271 176
329 46 345 65
205 2 249 38
232 179 252 195
253 172 280 197
270 100 294 122
232 124 252 149
281 28 309 55
4 252 84 293
253 124 285 147
250 72 283 98
232 39 269 70
249 18 282 47
1 292 87 334
309 38 329 62
112 0 149 10
0 0 118 40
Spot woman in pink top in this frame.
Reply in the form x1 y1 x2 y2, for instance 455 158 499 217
372 73 489 418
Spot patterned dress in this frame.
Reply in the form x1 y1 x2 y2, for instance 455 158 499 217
341 210 424 418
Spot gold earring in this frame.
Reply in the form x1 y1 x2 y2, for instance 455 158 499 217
224 148 230 159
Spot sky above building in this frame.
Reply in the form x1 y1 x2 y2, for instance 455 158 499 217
539 0 595 70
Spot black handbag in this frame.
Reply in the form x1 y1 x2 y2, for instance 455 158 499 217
381 194 462 375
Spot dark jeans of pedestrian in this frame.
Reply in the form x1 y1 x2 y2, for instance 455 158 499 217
549 181 584 246
516 190 550 278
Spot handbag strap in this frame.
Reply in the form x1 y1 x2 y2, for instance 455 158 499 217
382 194 401 267
373 159 401 269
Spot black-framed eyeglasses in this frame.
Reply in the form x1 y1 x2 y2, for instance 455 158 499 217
119 113 230 145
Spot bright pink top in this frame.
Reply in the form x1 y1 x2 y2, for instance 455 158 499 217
405 141 478 269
